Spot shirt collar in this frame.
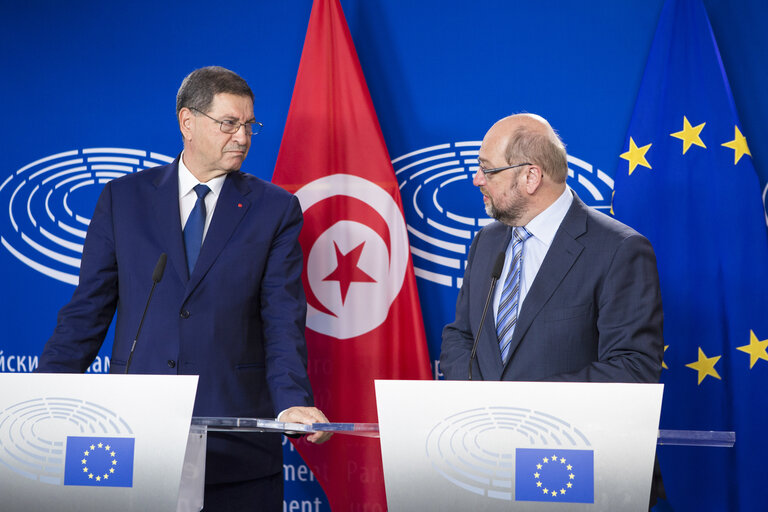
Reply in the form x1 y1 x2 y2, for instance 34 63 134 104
178 152 226 198
524 187 574 247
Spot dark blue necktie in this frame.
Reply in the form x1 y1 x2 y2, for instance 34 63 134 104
183 184 210 274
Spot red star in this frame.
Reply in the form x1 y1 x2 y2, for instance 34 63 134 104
322 241 376 304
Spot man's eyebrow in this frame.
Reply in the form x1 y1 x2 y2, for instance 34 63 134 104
221 115 257 123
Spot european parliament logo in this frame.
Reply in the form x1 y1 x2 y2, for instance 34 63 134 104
392 142 613 289
0 397 135 486
425 406 595 503
63 437 135 487
0 148 173 285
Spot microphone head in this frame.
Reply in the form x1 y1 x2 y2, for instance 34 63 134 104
152 253 167 283
491 252 505 279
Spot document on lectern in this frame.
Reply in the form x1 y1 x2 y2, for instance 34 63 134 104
0 374 198 512
376 380 663 512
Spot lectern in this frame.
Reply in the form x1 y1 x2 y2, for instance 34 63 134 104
0 374 198 512
0 375 733 511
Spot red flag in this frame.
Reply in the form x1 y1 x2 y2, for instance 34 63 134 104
273 0 432 509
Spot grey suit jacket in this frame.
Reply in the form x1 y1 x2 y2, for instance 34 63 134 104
441 193 664 383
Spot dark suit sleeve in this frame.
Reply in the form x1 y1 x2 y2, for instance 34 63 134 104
37 182 118 372
260 195 314 412
549 234 664 383
440 233 480 380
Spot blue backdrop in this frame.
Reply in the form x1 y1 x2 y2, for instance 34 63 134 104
2 1 766 510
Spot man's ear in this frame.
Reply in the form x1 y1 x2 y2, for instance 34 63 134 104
179 108 194 142
524 165 543 194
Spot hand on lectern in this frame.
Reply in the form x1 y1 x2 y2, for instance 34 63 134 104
279 406 332 444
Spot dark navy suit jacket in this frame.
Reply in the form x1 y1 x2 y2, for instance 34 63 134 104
441 194 664 383
38 158 314 483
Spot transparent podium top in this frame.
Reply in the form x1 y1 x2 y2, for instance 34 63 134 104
190 417 735 447
190 417 380 437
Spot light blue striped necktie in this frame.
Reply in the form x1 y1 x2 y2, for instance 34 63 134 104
183 184 210 274
496 226 532 364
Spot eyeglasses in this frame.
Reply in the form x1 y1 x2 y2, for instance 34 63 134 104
479 162 532 175
189 107 263 135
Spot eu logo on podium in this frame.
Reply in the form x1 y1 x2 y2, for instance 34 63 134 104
63 436 135 488
515 448 594 503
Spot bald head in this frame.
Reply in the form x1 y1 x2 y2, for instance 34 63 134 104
484 114 568 183
474 114 569 226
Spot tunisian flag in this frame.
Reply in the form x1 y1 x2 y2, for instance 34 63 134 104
273 0 432 509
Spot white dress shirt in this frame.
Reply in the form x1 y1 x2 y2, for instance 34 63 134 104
493 187 574 324
178 154 226 239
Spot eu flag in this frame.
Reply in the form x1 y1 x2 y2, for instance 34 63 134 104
63 436 135 488
515 448 594 503
612 0 768 510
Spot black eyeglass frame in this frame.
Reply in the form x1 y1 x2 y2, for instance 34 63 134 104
479 162 532 175
188 107 263 135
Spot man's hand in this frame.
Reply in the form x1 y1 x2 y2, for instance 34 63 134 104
278 406 332 444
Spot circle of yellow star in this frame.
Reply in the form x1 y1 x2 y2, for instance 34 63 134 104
721 125 751 164
662 345 669 370
736 330 768 369
685 347 722 385
620 137 652 175
670 116 706 154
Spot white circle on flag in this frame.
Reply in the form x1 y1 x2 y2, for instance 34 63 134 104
294 174 409 339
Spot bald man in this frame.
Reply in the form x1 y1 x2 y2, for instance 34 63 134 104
440 114 665 504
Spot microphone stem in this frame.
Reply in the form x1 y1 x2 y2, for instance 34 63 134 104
124 280 158 374
469 276 498 380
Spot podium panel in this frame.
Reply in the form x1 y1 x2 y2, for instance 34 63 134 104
376 380 663 511
0 374 198 512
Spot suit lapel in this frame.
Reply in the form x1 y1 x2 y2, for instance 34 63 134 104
185 172 251 298
151 158 188 283
477 226 512 381
500 196 588 376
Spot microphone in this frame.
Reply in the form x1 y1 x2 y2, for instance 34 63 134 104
125 253 167 374
468 252 505 380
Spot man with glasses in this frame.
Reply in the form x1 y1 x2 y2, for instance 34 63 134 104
440 113 665 506
38 66 329 511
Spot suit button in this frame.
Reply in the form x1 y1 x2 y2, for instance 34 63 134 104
167 360 176 368
180 310 190 319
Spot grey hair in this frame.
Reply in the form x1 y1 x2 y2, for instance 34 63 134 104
176 66 253 116
504 123 568 183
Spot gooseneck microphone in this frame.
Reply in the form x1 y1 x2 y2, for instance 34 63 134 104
468 252 506 380
124 253 167 374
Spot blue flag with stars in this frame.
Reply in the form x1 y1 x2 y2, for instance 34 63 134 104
612 0 768 510
515 448 594 503
64 436 135 488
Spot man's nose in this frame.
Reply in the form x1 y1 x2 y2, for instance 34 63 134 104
232 124 249 144
472 168 486 187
